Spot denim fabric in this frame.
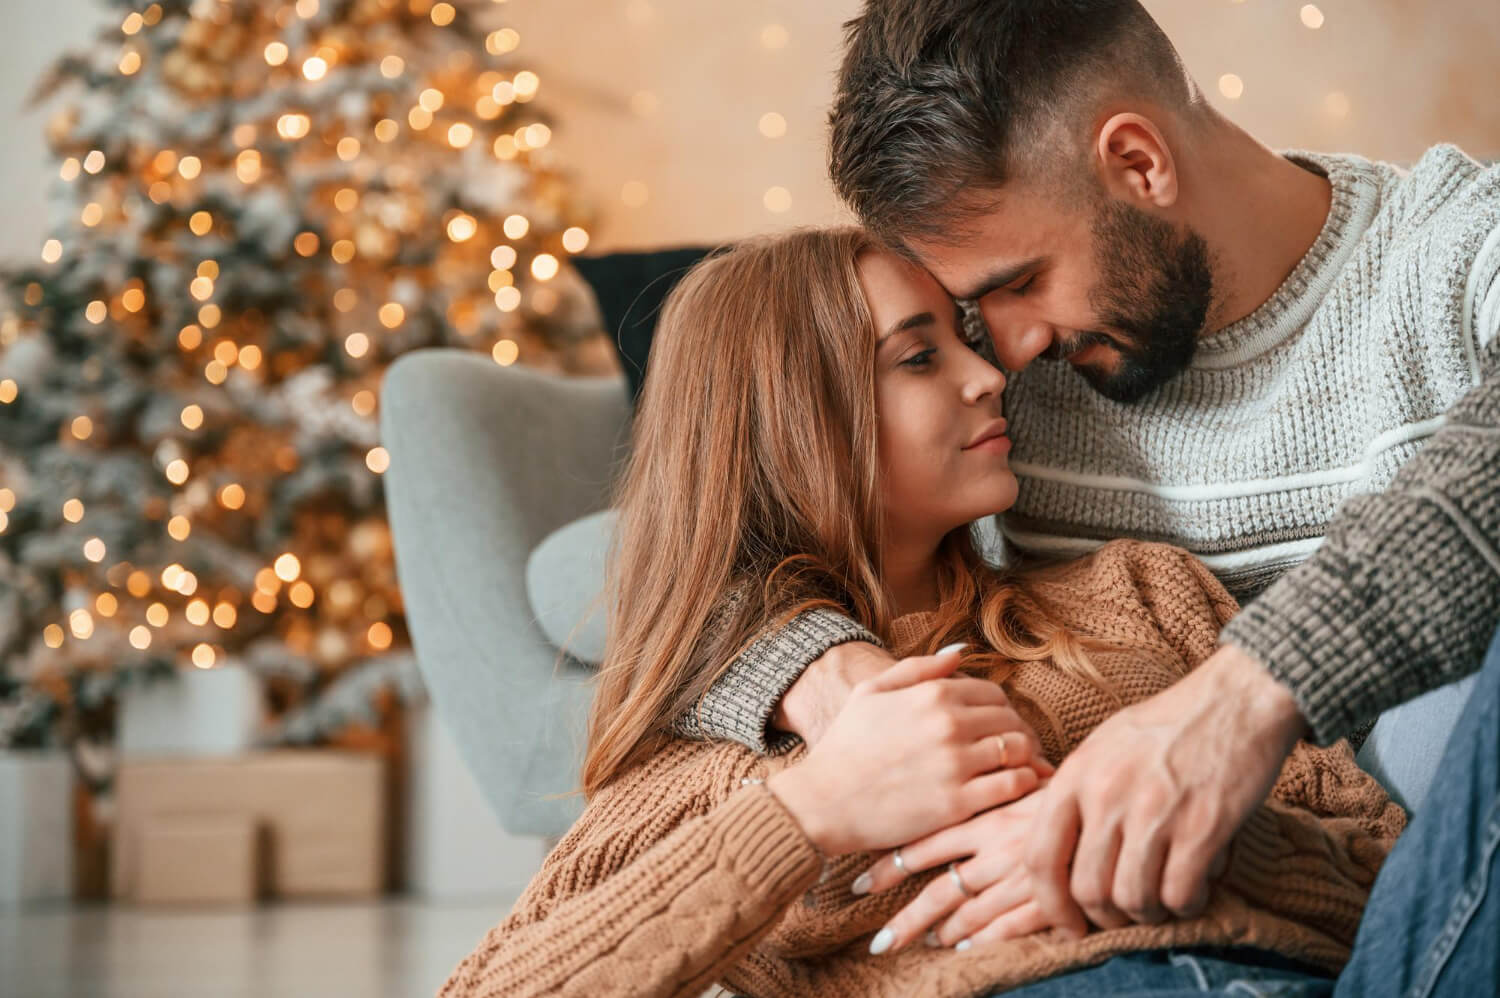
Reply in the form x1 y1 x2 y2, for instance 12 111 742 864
995 624 1500 998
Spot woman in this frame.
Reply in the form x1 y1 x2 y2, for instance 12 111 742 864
438 228 1402 998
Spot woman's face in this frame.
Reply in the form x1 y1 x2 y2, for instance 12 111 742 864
857 249 1018 544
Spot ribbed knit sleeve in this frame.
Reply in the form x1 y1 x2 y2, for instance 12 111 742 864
673 608 880 755
1222 198 1500 745
436 753 823 998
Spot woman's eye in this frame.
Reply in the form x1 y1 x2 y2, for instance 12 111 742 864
901 349 937 369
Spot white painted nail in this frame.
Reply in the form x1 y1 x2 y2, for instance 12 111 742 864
937 642 968 656
869 928 895 955
850 872 873 895
955 938 972 951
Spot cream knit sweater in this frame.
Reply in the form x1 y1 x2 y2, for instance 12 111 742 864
438 542 1403 998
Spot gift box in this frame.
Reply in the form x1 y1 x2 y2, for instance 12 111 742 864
0 751 73 907
112 750 386 902
128 814 260 905
117 665 264 758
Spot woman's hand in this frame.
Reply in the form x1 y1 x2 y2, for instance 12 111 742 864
855 790 1058 954
767 645 1052 858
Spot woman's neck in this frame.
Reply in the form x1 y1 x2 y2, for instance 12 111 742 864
883 535 942 618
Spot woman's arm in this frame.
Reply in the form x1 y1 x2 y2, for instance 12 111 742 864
438 774 823 998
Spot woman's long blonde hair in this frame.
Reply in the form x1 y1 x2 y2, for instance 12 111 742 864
582 227 1107 797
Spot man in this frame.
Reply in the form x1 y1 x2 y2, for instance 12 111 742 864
673 0 1500 990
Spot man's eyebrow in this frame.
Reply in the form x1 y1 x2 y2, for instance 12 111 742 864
878 311 936 343
955 256 1048 301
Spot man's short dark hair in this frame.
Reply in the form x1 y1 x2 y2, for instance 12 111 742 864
829 0 1195 247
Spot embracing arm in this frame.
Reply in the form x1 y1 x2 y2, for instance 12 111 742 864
437 779 823 998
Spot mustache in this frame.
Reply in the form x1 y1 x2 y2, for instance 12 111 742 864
1042 330 1119 361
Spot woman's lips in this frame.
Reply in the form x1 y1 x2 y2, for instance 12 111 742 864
966 433 1012 455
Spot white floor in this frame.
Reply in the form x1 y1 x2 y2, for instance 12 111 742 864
0 896 523 998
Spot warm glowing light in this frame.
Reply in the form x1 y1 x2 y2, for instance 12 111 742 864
190 276 214 301
288 581 316 608
219 483 246 509
344 332 370 358
204 359 228 384
186 599 210 625
331 239 356 263
86 301 108 324
531 253 559 280
191 644 217 669
1218 74 1244 100
275 553 302 582
199 304 221 328
294 231 320 256
334 187 359 212
277 113 311 140
71 416 94 440
295 0 319 17
127 570 151 597
523 123 551 148
492 135 518 160
96 593 118 617
130 626 152 650
621 180 649 207
764 186 793 213
367 621 393 650
512 71 540 100
378 303 405 328
146 602 169 627
488 269 513 291
375 118 399 142
759 112 787 138
561 227 589 253
448 122 474 148
366 446 390 473
83 150 106 174
419 87 445 112
302 56 328 81
236 149 261 183
178 155 202 179
165 459 190 484
122 11 143 33
149 181 172 202
213 602 238 629
430 2 455 26
64 498 86 522
179 324 203 349
0 382 13 406
265 41 289 66
81 203 104 227
189 211 213 235
1300 4 1325 29
494 286 521 312
60 158 81 181
336 136 360 160
239 345 262 370
0 489 13 512
502 214 529 239
380 55 404 78
487 28 520 54
70 609 94 640
408 106 434 130
352 390 377 416
490 245 518 269
119 50 142 75
181 404 204 430
491 81 515 106
45 624 66 648
447 213 478 241
492 339 520 365
83 537 107 562
168 515 192 541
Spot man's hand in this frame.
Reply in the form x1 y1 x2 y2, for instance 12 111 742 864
1024 644 1310 936
773 641 895 745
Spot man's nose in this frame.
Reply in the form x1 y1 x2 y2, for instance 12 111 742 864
983 314 1055 372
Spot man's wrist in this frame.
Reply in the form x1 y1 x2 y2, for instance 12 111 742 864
1213 643 1311 748
773 641 887 740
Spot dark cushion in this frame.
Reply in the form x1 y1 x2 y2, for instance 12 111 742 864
574 247 716 403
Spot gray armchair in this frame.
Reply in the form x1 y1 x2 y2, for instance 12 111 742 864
380 349 631 838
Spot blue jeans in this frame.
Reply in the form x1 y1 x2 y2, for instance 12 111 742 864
996 625 1500 997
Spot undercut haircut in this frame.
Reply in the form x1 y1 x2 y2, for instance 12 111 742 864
829 0 1197 247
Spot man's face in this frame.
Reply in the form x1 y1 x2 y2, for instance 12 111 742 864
911 183 1215 404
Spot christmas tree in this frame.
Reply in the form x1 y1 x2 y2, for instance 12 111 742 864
0 0 601 783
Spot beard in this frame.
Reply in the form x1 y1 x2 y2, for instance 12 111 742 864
1064 199 1215 404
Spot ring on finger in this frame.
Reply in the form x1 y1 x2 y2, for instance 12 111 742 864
993 733 1009 769
893 847 906 875
948 862 974 898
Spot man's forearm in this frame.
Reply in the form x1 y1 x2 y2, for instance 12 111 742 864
1222 366 1500 744
671 609 880 754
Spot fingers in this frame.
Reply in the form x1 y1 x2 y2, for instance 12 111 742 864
1160 834 1218 918
852 821 978 896
1069 823 1130 930
862 644 965 693
868 861 974 954
966 899 1053 946
932 870 1033 946
1111 820 1170 924
957 765 1041 815
1024 787 1089 940
957 727 1038 773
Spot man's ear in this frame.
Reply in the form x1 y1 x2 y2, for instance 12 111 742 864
1093 112 1179 210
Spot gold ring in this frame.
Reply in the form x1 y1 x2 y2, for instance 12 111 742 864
948 862 973 897
994 733 1010 769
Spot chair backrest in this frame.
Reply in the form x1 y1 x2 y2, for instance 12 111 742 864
380 349 631 837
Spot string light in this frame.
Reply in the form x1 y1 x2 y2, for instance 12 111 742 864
365 447 390 473
180 404 204 429
1300 4 1325 29
41 239 62 263
430 2 455 26
83 538 107 562
494 286 521 312
418 88 444 112
530 253 559 280
448 123 474 148
219 483 246 509
191 644 217 669
486 28 519 54
344 332 370 358
265 41 289 66
83 150 105 173
1218 73 1244 100
276 113 311 140
71 416 94 440
446 213 478 241
561 227 589 253
336 137 360 160
502 214 529 239
378 303 405 328
380 55 404 78
492 339 520 365
63 498 86 522
302 56 328 81
512 71 539 101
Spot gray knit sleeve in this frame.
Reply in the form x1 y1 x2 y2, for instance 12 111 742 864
1223 347 1500 746
670 609 880 755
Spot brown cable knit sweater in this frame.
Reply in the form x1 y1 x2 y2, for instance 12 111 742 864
437 541 1405 998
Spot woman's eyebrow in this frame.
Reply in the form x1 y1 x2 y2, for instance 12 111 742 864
878 311 936 343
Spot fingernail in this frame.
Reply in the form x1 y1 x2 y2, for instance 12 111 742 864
868 928 895 955
937 642 968 656
955 938 972 951
850 872 873 896
924 930 941 948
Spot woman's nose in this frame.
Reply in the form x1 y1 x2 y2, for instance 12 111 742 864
962 357 1006 404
